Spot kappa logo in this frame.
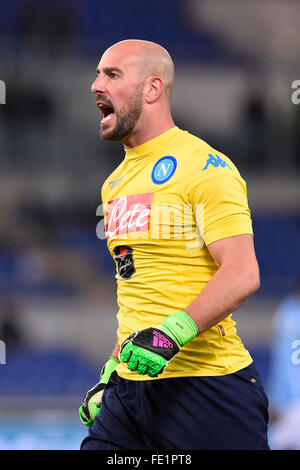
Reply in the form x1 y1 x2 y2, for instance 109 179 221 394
152 330 174 348
152 156 177 184
202 153 232 171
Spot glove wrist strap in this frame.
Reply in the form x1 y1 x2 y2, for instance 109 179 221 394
160 310 199 347
100 356 120 384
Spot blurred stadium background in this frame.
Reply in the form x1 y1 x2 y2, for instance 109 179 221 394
0 0 299 449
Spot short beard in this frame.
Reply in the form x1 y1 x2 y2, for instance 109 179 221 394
100 83 144 142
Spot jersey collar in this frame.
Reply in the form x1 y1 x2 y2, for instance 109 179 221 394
124 126 180 161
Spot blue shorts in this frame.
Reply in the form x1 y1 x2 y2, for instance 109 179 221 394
81 362 269 450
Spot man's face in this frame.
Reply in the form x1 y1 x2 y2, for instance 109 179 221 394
91 49 145 142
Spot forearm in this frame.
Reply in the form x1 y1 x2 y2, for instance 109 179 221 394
186 263 260 334
110 340 120 360
119 235 259 378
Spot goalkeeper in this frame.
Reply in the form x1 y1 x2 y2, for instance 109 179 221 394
79 39 269 450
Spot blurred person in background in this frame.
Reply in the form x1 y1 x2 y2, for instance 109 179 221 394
267 276 300 450
0 297 24 350
1 82 54 168
18 0 76 54
79 39 269 450
242 89 268 171
292 105 300 170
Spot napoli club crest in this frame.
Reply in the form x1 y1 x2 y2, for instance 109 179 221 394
151 156 177 184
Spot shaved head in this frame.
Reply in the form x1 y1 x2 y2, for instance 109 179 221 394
92 39 175 147
102 39 175 100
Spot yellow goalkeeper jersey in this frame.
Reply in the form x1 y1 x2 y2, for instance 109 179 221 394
101 126 253 380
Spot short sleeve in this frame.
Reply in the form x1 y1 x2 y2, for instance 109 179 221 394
187 172 253 246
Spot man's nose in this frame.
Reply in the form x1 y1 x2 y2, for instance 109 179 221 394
91 75 105 95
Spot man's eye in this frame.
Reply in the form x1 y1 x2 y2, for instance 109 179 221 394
111 73 119 79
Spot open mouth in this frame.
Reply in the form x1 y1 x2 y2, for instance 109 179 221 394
97 103 115 124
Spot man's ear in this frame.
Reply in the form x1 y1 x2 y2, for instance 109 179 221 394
145 77 163 104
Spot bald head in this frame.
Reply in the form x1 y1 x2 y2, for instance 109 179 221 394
92 39 175 147
102 39 175 100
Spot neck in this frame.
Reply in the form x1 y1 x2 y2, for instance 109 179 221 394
122 110 175 150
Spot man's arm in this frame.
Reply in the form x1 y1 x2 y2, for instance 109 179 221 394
79 340 120 426
185 233 260 333
120 233 259 377
111 340 120 360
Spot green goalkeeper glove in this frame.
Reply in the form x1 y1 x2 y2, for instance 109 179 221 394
79 356 119 427
120 311 198 378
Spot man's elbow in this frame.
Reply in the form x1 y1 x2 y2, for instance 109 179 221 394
245 266 260 297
